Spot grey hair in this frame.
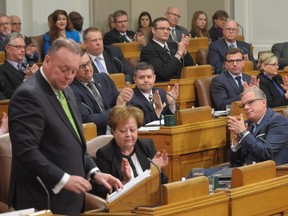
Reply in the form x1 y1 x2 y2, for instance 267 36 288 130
47 38 81 56
4 32 24 46
240 86 266 100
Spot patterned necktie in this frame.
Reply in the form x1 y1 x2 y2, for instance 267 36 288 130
87 81 105 112
58 91 80 140
229 44 235 49
148 94 154 107
164 45 171 58
170 27 177 42
95 57 107 73
123 33 132 42
17 63 25 73
235 76 243 92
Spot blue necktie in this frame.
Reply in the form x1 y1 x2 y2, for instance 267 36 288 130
95 57 106 73
235 76 243 92
123 33 132 42
17 63 25 73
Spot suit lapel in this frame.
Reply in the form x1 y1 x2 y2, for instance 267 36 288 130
134 87 154 111
225 72 242 94
103 50 114 72
4 61 25 80
152 41 171 60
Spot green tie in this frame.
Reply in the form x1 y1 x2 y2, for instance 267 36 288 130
58 91 81 140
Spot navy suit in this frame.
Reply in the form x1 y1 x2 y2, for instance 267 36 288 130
229 108 288 167
130 87 174 125
211 72 251 110
140 40 194 82
70 73 119 135
103 28 135 45
89 45 134 76
257 73 288 107
0 60 25 98
93 138 168 198
208 39 256 73
8 71 96 215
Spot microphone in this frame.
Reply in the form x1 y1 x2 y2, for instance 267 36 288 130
257 136 274 160
241 46 253 59
81 102 93 114
147 157 162 205
113 57 123 73
36 176 51 210
237 23 244 35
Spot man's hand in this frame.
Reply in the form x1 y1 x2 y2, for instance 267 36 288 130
177 34 190 56
64 175 92 194
25 63 39 79
243 75 259 91
134 32 146 46
166 83 179 106
94 173 123 193
116 87 133 106
154 90 165 117
227 114 247 136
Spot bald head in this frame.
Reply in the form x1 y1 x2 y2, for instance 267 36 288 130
9 15 22 33
223 19 239 42
165 7 181 27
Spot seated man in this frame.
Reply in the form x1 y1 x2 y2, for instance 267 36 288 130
70 51 133 135
211 48 252 111
140 17 194 82
271 42 288 70
0 14 11 51
208 19 256 74
130 62 178 125
227 87 288 166
83 27 134 76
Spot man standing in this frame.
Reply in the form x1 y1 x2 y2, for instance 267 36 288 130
83 27 134 76
130 62 178 125
69 11 84 41
70 51 133 135
227 87 288 166
165 7 189 42
140 17 194 82
211 48 252 111
8 38 122 215
0 14 11 51
0 33 38 98
208 20 256 73
103 10 145 46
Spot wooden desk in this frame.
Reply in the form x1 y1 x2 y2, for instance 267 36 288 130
139 118 227 182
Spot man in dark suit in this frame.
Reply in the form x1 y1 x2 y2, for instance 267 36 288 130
8 38 122 215
208 10 229 42
164 7 189 42
208 20 256 74
130 62 178 125
83 27 134 76
271 42 288 69
0 14 11 51
0 32 38 98
70 51 133 135
103 10 146 46
140 17 194 82
227 87 288 166
211 48 252 111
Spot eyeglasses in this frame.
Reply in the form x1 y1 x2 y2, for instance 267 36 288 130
7 44 26 49
225 28 238 32
79 60 92 70
266 63 279 67
226 59 243 64
167 12 181 18
239 98 263 108
0 22 11 27
154 27 171 31
115 20 128 24
11 22 22 26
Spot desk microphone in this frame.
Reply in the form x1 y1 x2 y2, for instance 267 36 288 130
36 176 51 210
237 23 244 35
81 102 93 115
241 46 253 59
147 157 162 205
257 136 274 160
113 57 123 73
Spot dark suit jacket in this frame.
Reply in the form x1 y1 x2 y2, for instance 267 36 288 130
0 60 25 98
8 71 96 215
130 87 174 125
271 42 288 69
208 25 223 42
208 39 256 73
167 25 189 42
140 40 194 82
70 73 119 135
103 28 135 45
211 72 251 110
89 45 134 76
257 73 288 107
229 108 288 167
93 138 168 198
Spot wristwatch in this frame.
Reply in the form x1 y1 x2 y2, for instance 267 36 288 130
238 129 248 139
90 169 101 181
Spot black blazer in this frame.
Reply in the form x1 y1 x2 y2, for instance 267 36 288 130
0 60 25 98
70 73 120 135
130 87 174 125
8 71 96 215
92 138 168 198
257 73 288 107
140 40 194 82
208 25 223 42
103 28 135 45
89 45 134 76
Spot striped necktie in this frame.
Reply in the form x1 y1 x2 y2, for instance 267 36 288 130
164 45 171 58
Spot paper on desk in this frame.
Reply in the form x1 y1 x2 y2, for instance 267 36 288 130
138 119 164 131
213 110 228 117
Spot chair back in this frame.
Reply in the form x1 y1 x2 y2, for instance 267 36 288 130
111 42 140 59
242 61 253 72
181 65 212 79
187 38 209 63
0 51 5 64
176 106 212 125
82 123 97 141
194 75 218 107
196 48 208 65
86 135 113 160
0 134 11 211
30 35 44 62
236 35 245 42
109 73 125 89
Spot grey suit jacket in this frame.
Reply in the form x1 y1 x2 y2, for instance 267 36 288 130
8 71 96 215
167 25 189 42
271 42 288 69
211 72 251 110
